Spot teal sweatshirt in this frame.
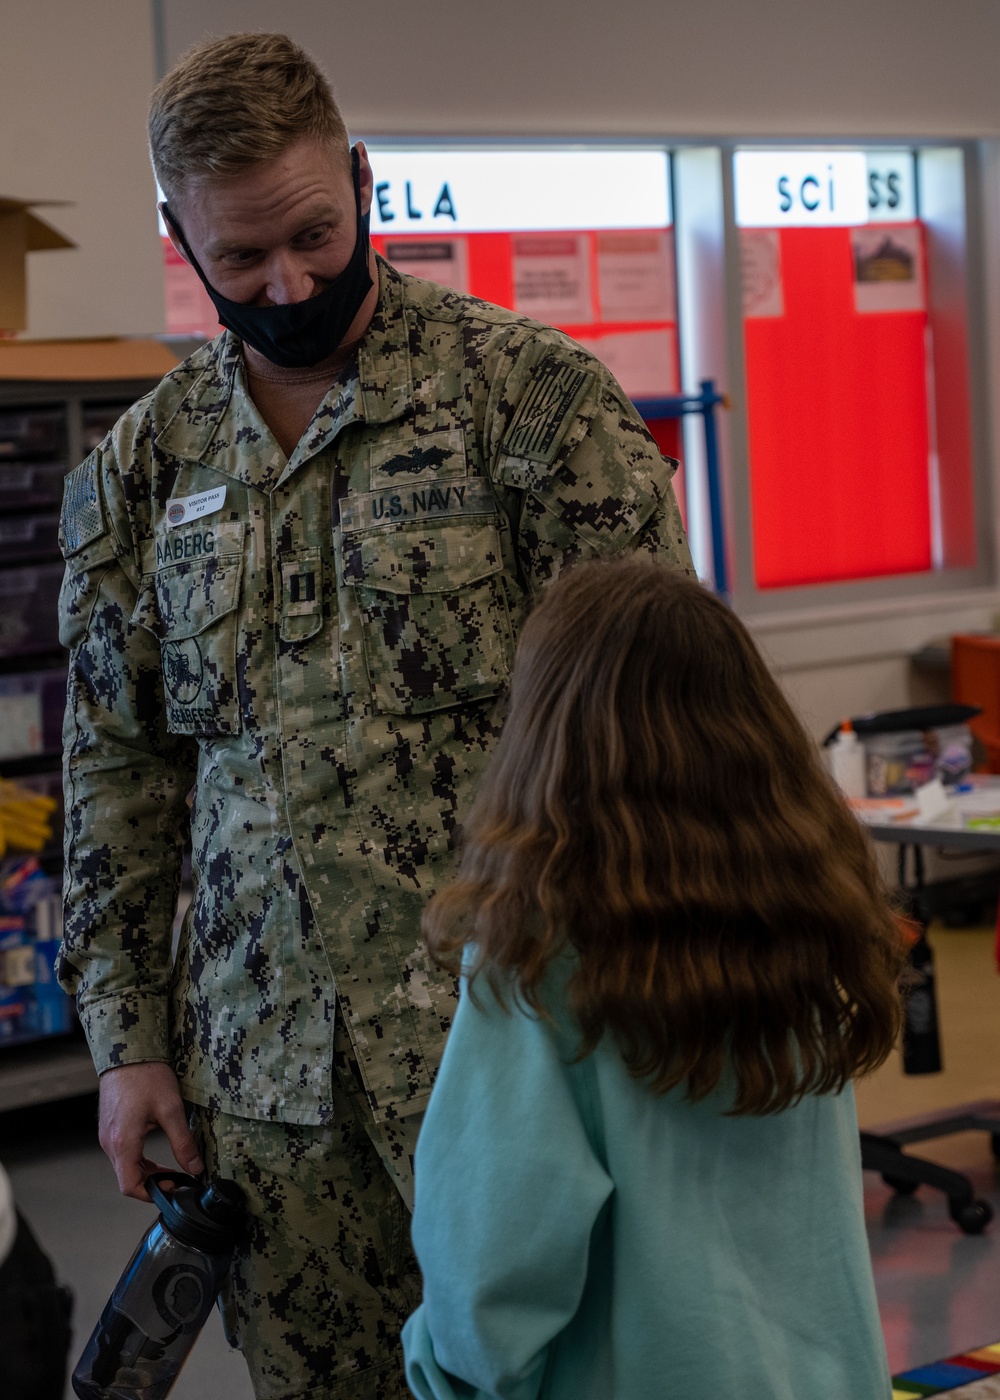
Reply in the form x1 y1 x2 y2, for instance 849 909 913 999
403 958 891 1400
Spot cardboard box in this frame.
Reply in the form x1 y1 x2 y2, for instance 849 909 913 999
0 336 180 381
0 198 75 333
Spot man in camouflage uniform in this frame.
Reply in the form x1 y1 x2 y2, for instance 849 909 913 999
58 31 692 1400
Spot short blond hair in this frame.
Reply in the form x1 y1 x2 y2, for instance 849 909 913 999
149 32 351 203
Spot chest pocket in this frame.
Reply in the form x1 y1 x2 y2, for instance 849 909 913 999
133 525 245 737
342 505 512 717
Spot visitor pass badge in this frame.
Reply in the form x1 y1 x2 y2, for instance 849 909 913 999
166 485 226 528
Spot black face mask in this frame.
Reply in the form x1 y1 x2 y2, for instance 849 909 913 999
162 146 374 369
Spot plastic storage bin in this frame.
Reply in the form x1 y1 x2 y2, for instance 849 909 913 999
864 724 973 795
0 460 68 509
0 406 67 460
83 400 132 453
0 512 60 563
952 633 1000 771
0 561 63 658
0 670 67 759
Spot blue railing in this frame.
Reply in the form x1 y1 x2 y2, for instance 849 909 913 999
632 379 727 596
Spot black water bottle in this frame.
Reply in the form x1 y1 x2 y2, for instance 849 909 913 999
902 926 943 1075
72 1172 245 1400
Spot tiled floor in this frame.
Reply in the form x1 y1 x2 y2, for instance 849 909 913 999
3 920 1000 1398
2 1099 253 1400
857 922 1000 1376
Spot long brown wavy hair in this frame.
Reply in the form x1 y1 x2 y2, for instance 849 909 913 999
423 558 905 1114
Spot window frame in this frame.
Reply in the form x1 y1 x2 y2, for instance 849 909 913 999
683 139 997 621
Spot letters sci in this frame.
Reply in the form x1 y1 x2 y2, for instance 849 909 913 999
734 151 915 227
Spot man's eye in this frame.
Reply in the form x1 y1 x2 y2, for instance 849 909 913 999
227 250 260 265
296 227 329 247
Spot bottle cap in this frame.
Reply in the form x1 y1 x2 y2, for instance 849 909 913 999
146 1171 246 1253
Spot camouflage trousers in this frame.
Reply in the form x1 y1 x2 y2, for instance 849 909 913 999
188 1017 423 1400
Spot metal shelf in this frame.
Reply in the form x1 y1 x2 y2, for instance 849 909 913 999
0 373 161 1111
0 1037 97 1112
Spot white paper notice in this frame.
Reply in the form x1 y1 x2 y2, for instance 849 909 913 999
596 230 675 323
385 238 469 294
915 777 953 824
163 239 220 338
576 328 678 399
512 234 592 323
740 229 784 319
852 224 924 314
0 693 42 761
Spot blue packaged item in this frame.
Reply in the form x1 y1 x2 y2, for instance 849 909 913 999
0 857 52 915
29 935 72 1038
0 875 71 1043
0 917 31 1043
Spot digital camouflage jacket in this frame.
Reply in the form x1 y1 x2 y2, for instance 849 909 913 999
58 259 693 1125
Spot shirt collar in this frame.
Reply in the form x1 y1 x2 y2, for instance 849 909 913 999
156 256 414 492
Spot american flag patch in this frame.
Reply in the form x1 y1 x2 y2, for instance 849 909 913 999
502 356 593 465
61 452 106 555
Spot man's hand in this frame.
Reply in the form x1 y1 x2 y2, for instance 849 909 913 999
98 1062 205 1202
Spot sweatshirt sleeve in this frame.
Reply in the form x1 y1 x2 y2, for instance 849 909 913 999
402 964 613 1400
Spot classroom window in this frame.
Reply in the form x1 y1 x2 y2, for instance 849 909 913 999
734 146 978 592
364 145 685 516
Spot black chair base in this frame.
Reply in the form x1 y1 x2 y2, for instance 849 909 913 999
860 1103 1000 1235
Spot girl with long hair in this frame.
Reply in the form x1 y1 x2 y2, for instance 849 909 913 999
402 558 903 1400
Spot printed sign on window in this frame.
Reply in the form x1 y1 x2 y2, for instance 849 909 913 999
162 239 220 338
512 234 592 324
740 229 784 319
852 225 925 314
385 237 469 294
0 693 42 761
595 231 675 323
576 327 678 399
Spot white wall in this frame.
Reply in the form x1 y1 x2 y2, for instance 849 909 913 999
159 0 1000 140
11 1 1000 353
1 0 164 339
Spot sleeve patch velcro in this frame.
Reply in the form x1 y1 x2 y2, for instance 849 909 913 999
61 452 107 556
501 355 594 465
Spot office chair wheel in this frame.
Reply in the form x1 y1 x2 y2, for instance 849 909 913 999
949 1198 994 1234
881 1174 920 1195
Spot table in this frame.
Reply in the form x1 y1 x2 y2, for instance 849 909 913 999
856 779 1000 1233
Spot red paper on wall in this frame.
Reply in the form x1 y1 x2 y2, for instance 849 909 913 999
371 228 680 403
743 223 932 589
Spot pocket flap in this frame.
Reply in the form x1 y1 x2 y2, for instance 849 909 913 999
343 518 503 596
133 551 243 641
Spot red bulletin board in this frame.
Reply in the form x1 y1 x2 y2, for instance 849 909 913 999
371 227 683 470
742 222 932 589
161 236 220 338
160 225 684 479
